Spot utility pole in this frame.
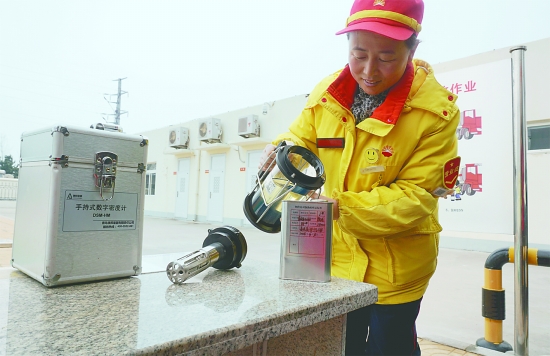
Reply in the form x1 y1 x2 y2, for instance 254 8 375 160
103 77 127 125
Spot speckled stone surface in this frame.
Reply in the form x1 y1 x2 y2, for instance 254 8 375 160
223 315 345 356
0 258 377 355
263 314 345 355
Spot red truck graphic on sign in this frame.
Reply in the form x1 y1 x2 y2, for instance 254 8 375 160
457 163 482 196
457 109 482 140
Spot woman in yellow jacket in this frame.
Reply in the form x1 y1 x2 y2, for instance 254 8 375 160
261 0 459 354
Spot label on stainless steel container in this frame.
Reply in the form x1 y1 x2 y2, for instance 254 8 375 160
62 190 138 232
280 200 332 282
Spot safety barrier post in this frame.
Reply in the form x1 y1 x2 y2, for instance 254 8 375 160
476 247 550 353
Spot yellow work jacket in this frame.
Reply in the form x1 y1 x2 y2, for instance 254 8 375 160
275 59 460 304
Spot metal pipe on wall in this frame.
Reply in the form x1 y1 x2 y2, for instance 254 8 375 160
510 45 528 356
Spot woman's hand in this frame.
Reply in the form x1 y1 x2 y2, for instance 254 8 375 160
311 192 339 220
258 141 295 171
258 144 277 170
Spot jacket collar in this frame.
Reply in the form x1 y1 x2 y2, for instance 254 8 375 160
327 65 356 110
327 62 414 137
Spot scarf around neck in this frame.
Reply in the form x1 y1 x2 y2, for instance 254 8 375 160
351 86 389 124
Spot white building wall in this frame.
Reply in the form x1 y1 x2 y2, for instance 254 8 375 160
139 95 308 225
139 37 550 251
527 151 550 245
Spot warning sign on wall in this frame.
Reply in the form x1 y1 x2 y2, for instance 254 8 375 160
437 59 514 235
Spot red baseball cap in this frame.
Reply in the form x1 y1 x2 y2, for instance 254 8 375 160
336 0 424 40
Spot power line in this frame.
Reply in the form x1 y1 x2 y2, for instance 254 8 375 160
0 93 103 115
1 108 57 124
0 71 107 96
0 64 109 91
0 85 104 108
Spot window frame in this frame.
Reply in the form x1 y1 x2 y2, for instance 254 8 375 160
527 124 550 151
145 163 157 196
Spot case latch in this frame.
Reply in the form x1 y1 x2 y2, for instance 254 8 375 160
94 152 118 201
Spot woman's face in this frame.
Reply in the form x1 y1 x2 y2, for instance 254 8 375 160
348 31 416 96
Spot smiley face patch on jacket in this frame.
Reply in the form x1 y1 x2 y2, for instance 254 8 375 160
361 147 386 174
364 148 380 164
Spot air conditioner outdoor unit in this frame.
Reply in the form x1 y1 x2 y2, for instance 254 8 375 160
198 118 222 143
238 115 260 138
168 127 189 149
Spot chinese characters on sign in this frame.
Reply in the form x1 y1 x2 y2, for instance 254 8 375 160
100 220 135 229
63 190 138 232
74 204 127 211
444 80 477 95
445 208 464 213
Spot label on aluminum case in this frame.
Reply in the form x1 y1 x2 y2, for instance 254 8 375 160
280 200 332 282
62 190 138 232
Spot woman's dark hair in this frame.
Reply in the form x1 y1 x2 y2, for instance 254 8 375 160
347 32 419 49
404 33 419 50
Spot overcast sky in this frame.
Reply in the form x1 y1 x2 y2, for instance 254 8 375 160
1 0 550 160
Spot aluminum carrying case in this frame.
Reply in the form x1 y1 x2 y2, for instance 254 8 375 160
11 125 148 287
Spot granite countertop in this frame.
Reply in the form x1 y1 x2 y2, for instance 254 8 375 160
0 256 377 355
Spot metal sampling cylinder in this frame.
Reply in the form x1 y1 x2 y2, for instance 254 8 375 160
166 226 247 284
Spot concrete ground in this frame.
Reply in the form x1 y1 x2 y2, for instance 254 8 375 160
1 199 549 355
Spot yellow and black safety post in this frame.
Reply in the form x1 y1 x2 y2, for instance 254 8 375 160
476 247 550 352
